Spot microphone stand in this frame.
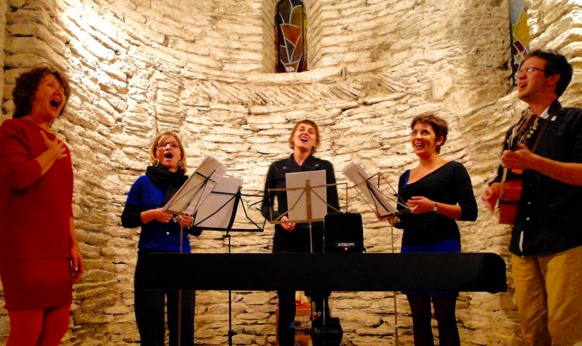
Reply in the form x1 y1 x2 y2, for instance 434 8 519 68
177 223 184 346
223 227 237 346
269 177 343 346
389 222 399 346
376 173 401 346
306 181 341 346
188 186 264 346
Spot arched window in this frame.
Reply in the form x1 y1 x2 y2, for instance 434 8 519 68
275 0 307 73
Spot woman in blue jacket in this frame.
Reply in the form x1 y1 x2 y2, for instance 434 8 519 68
122 131 200 346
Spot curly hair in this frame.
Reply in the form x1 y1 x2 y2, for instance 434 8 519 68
12 65 71 119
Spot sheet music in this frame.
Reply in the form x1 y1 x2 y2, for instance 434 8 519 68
163 156 226 215
285 170 327 222
193 176 243 229
342 162 398 217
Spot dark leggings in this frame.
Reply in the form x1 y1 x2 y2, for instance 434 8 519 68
134 252 195 346
274 231 324 346
277 290 297 346
134 288 195 346
407 295 460 346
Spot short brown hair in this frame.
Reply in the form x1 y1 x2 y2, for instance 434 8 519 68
523 49 572 97
288 119 321 153
12 65 71 119
410 114 448 153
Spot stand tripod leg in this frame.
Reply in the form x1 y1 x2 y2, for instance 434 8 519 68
308 291 342 346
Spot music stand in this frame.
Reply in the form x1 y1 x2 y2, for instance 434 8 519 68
190 176 265 233
343 162 408 218
343 163 408 345
168 167 266 346
193 178 266 345
164 156 226 216
267 171 343 346
268 171 341 250
159 156 228 346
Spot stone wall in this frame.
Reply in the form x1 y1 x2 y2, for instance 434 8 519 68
1 0 581 345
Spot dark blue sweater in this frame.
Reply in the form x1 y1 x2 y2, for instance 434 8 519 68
122 175 191 252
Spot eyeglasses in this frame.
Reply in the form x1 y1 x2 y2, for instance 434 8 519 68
515 67 546 78
156 142 180 150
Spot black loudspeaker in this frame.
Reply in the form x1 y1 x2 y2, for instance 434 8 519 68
323 212 365 253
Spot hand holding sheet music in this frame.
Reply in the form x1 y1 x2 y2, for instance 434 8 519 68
162 156 265 232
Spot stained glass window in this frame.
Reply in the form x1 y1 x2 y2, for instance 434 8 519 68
275 0 307 73
510 0 530 85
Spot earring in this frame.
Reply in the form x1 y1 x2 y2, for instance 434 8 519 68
178 159 182 167
155 159 159 166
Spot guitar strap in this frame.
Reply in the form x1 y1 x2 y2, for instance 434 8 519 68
529 118 549 153
529 100 561 153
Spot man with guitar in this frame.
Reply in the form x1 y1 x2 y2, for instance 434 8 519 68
482 50 582 345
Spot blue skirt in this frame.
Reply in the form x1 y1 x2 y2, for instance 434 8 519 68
400 238 460 298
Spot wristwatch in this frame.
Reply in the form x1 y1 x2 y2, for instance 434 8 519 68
433 202 438 212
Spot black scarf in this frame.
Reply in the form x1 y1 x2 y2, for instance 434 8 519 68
146 165 188 205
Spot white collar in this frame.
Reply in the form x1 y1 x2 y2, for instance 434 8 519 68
539 106 550 120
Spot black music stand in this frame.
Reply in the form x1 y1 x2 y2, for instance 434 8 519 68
343 163 408 345
268 172 343 346
368 172 404 346
162 156 228 346
162 156 265 346
343 162 409 218
162 156 226 346
188 174 267 346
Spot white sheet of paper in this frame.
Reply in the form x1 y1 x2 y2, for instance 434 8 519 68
193 176 244 229
285 170 327 222
342 162 398 217
163 156 226 215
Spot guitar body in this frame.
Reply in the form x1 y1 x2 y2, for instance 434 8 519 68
498 108 535 225
499 179 522 225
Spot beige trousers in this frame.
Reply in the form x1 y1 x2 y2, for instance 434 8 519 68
511 245 582 346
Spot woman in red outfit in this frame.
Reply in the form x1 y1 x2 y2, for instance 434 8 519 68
0 66 84 346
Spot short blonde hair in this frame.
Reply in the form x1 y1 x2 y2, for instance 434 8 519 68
148 131 188 173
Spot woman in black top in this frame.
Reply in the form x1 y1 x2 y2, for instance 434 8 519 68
261 119 339 346
389 114 477 346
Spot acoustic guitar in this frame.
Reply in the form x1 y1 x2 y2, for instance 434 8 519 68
498 109 537 224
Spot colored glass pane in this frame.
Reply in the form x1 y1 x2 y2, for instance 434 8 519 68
275 0 307 73
509 0 530 84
